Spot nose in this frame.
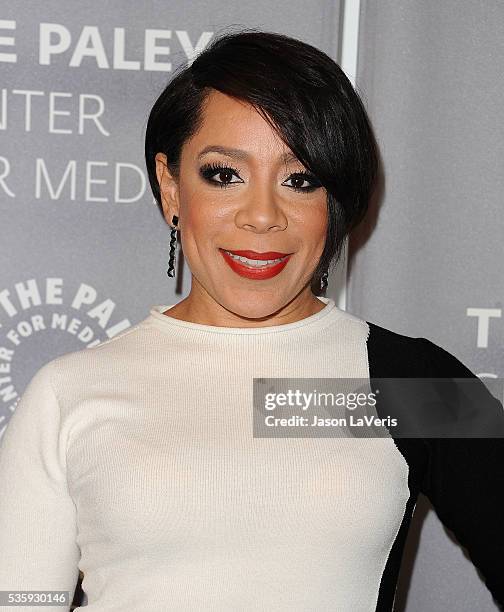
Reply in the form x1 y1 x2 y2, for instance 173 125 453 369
234 182 288 233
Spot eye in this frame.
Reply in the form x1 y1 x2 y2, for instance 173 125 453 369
282 172 322 193
199 162 243 189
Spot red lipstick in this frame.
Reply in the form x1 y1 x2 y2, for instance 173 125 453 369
219 248 292 280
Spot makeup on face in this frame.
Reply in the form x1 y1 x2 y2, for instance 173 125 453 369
219 248 293 280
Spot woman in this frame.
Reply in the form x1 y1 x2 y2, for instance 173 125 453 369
0 30 503 612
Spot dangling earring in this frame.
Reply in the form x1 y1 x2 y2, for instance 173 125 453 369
166 215 179 278
320 270 329 292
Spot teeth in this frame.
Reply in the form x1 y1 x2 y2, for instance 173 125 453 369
224 250 287 267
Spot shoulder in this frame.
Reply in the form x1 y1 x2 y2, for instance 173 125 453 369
365 320 475 379
40 320 150 395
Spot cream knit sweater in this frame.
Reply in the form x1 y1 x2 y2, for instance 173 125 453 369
0 297 410 611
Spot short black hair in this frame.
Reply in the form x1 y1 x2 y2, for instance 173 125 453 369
145 27 379 293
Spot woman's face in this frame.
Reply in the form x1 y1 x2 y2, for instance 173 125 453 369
155 89 328 324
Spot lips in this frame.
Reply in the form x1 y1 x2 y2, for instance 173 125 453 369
221 249 291 261
219 248 292 280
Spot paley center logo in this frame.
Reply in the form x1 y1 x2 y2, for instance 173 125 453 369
0 277 131 439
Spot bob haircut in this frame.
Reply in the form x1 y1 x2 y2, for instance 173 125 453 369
145 28 379 294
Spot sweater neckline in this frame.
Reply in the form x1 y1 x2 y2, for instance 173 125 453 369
147 296 339 335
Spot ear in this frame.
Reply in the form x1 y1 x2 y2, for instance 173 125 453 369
155 152 180 226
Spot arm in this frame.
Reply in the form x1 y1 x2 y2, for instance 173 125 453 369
0 362 80 611
418 337 504 610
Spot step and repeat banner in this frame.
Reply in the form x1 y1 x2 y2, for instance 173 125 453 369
1 1 501 610
0 2 343 608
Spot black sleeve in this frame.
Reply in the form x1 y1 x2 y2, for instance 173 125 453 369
417 337 504 610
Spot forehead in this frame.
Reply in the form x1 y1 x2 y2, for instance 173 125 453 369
185 89 294 161
200 89 259 122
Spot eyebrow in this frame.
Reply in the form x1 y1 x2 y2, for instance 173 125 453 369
197 145 298 164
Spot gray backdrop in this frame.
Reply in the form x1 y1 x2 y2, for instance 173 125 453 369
346 1 503 611
1 2 501 610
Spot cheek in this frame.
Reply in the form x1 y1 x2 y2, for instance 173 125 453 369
180 182 237 237
179 184 208 228
178 190 225 250
299 199 328 241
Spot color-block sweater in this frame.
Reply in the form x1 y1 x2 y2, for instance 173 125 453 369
0 296 503 611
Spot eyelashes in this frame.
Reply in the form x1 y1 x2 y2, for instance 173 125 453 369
199 161 322 193
199 162 241 189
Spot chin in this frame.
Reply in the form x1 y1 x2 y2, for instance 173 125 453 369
219 293 289 320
